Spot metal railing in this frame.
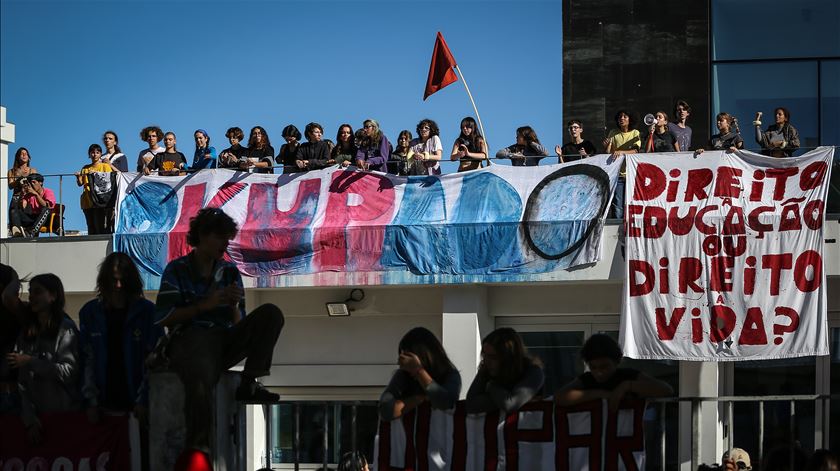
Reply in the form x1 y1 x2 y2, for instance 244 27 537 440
265 394 837 470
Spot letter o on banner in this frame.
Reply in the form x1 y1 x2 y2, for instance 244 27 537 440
523 164 611 260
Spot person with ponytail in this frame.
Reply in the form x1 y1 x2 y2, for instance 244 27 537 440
102 131 127 172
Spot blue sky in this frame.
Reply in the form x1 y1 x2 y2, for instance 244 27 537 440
1 0 562 232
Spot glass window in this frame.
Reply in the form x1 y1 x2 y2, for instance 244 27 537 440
830 328 840 452
712 61 819 153
821 60 840 146
519 330 585 395
712 0 840 61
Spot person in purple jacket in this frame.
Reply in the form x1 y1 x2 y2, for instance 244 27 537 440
355 119 392 172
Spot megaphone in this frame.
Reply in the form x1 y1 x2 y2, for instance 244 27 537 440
644 113 656 126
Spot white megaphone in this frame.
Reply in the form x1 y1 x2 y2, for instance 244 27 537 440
644 113 656 126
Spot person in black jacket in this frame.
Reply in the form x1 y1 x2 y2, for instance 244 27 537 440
295 122 335 171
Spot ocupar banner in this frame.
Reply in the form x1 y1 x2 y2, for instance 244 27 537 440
372 399 646 471
0 412 131 470
114 157 621 287
621 147 833 361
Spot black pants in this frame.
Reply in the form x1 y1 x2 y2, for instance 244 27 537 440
167 304 285 451
9 205 49 234
83 207 110 234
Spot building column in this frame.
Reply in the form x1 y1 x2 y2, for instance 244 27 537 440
441 286 492 399
0 106 15 239
679 361 725 470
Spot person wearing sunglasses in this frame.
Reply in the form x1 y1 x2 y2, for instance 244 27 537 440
555 120 597 163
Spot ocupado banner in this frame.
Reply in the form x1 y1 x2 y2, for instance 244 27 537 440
114 157 621 287
373 399 646 471
621 147 833 360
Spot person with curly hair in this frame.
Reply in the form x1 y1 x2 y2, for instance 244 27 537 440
408 119 443 175
218 127 248 169
136 126 165 172
155 208 285 454
244 126 275 173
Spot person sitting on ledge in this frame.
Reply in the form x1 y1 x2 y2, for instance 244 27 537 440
555 333 672 411
155 207 285 454
9 173 55 238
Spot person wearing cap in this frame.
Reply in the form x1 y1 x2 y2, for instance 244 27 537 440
722 448 752 471
190 129 217 170
9 173 56 237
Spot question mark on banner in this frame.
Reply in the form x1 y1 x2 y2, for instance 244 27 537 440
773 306 800 345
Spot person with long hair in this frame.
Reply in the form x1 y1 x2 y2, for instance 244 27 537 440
75 144 116 234
102 131 127 172
408 119 443 175
555 120 597 163
555 333 672 411
696 112 744 155
8 147 38 201
332 124 357 169
155 207 285 454
276 124 302 174
295 122 335 171
644 111 680 153
245 126 275 173
3 273 79 445
144 132 186 176
465 327 544 414
191 129 217 170
390 130 414 175
754 107 800 157
218 127 248 169
355 119 392 172
0 264 22 414
136 126 165 172
450 117 488 172
495 126 549 166
378 327 461 421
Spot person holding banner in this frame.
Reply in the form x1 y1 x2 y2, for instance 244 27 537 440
450 116 488 172
75 143 116 235
465 327 544 414
378 327 461 421
555 334 672 411
696 112 744 154
154 208 285 454
3 273 80 445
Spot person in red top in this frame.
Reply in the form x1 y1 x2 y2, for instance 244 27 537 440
9 173 55 237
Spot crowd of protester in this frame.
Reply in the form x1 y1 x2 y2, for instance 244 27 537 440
6 103 804 237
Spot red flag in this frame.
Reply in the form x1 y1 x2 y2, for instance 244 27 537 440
424 32 458 100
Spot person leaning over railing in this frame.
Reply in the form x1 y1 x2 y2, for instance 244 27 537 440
218 127 248 169
391 130 415 175
8 173 55 238
136 126 165 173
356 119 392 173
450 116 488 172
695 112 744 156
144 132 186 176
754 107 800 158
332 124 357 170
241 126 274 174
645 111 680 153
409 119 444 176
3 272 80 446
465 327 545 415
276 124 302 174
296 122 335 171
76 144 116 235
190 129 217 171
378 327 461 421
554 333 672 411
102 131 128 172
555 119 597 163
496 125 549 167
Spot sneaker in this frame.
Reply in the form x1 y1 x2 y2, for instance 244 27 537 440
235 381 279 403
10 226 22 237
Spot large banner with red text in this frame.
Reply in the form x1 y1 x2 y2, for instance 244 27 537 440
372 399 646 471
0 412 131 470
114 157 621 288
620 147 833 360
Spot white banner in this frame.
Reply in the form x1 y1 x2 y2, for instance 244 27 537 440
372 399 646 471
621 147 833 360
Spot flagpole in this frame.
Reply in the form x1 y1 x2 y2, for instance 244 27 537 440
454 64 491 165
